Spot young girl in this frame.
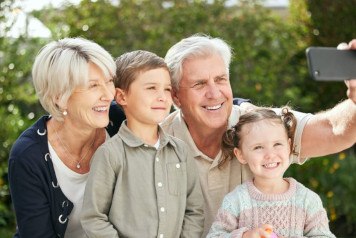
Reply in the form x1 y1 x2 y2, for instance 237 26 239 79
207 108 335 238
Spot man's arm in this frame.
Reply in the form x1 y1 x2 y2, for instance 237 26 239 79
300 39 356 158
300 98 356 158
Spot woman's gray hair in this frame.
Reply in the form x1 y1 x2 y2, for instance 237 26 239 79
164 33 232 90
32 37 115 121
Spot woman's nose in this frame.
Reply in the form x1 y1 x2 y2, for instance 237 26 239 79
101 82 115 101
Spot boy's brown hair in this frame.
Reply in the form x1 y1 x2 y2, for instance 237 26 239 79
114 50 168 92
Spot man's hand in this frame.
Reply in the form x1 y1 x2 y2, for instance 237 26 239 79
337 39 356 104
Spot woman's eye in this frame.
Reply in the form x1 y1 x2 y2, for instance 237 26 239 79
254 146 263 150
89 83 99 88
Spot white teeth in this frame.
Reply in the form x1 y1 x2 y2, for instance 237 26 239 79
93 106 107 112
264 162 278 168
205 104 222 110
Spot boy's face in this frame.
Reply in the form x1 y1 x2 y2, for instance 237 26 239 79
118 67 172 128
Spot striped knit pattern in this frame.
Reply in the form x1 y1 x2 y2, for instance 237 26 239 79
207 178 335 238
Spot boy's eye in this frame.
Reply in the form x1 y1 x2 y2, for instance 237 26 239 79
165 87 172 92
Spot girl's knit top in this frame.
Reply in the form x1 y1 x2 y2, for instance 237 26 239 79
207 178 335 238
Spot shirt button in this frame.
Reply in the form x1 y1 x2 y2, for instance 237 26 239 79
159 234 164 238
176 163 180 168
160 207 165 212
157 182 163 187
156 157 160 162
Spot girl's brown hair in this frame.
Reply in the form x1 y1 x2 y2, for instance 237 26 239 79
220 107 297 168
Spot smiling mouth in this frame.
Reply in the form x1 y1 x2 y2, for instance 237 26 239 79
263 162 279 168
93 106 108 112
204 103 223 110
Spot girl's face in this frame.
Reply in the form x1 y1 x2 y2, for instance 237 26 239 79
233 119 291 181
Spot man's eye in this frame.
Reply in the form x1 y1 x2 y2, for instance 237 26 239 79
216 77 227 83
192 82 206 89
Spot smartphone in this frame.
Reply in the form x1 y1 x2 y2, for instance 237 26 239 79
306 47 356 81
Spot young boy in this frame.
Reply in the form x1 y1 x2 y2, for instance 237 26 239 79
81 50 204 237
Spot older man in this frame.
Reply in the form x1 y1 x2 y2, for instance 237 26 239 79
161 34 356 237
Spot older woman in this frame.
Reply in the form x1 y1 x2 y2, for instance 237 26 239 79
8 38 116 238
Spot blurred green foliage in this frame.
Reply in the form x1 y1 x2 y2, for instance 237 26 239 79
1 0 355 236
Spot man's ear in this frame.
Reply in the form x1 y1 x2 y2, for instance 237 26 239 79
172 88 181 108
233 148 247 165
115 88 127 106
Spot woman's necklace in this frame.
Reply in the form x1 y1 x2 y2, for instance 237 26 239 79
54 128 96 169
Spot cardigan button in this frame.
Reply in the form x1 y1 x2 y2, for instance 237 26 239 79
52 181 59 188
44 153 51 162
37 129 47 136
58 214 67 224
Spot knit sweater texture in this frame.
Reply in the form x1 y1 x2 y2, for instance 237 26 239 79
207 178 335 238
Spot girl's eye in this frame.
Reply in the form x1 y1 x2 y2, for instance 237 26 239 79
165 88 172 92
274 143 283 147
254 146 263 150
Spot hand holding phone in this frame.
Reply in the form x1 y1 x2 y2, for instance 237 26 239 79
306 47 356 81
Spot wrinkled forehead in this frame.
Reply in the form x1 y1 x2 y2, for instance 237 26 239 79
181 54 228 79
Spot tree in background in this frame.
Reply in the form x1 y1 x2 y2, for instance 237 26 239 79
0 1 47 235
1 0 355 236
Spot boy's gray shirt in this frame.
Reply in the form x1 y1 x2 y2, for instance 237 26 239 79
81 121 204 238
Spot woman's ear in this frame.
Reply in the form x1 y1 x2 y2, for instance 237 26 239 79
233 147 248 165
115 88 127 106
172 88 181 108
55 96 67 111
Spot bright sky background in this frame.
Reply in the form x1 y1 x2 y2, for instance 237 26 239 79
3 0 289 38
17 0 288 12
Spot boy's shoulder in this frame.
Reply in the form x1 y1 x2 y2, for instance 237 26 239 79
96 132 125 155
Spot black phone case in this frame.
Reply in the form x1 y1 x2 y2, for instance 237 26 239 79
306 47 356 81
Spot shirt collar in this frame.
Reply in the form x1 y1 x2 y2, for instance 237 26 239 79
118 120 175 149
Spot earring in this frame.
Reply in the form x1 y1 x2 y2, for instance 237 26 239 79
63 110 68 116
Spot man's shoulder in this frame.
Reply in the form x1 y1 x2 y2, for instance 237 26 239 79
161 110 182 132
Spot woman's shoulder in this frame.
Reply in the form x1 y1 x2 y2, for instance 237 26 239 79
9 116 49 163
